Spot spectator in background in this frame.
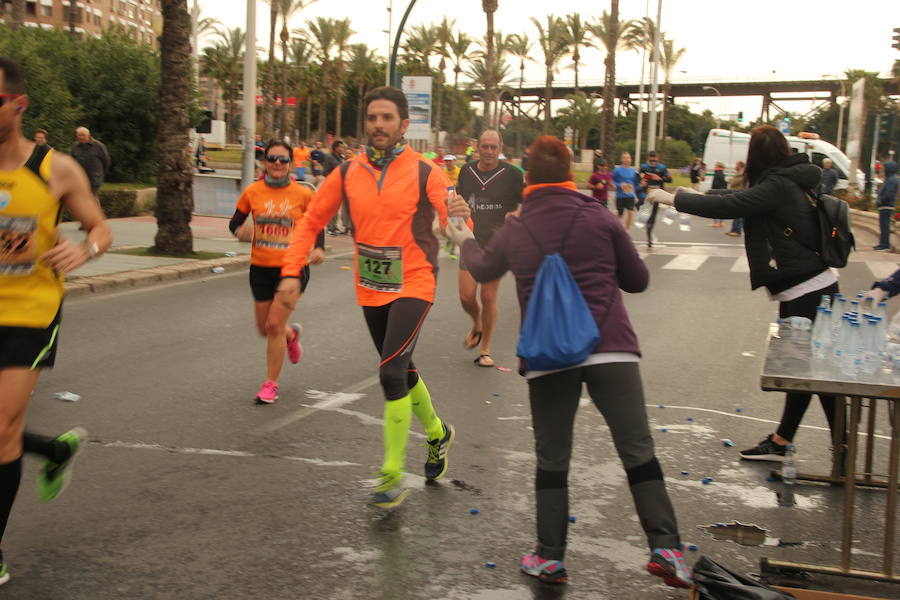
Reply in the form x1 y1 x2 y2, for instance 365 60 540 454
819 158 839 196
33 128 49 148
71 127 110 198
689 157 703 191
592 148 605 171
726 160 746 237
442 154 460 186
292 141 310 181
324 140 351 235
588 159 612 209
873 161 898 251
612 152 641 230
709 162 728 228
638 151 672 248
310 141 326 186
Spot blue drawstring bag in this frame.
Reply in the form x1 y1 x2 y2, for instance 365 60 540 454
516 206 600 371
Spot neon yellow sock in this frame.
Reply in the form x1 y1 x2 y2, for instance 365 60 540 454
382 395 412 477
409 377 444 441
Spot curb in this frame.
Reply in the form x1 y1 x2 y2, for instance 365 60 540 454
64 254 250 297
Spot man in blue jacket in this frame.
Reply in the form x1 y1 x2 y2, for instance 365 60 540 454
873 161 898 251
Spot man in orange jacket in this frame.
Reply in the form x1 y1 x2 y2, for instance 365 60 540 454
277 87 455 508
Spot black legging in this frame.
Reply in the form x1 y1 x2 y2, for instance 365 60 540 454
362 298 432 401
645 203 660 243
775 281 843 443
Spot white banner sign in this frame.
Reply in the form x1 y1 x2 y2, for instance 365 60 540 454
845 78 865 187
401 76 432 140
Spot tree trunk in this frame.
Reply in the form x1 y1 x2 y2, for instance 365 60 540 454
601 0 619 160
335 68 343 139
484 10 495 129
433 59 444 147
318 89 327 142
261 1 277 139
356 82 364 140
280 37 290 138
68 0 77 34
660 79 670 155
543 67 552 134
10 0 25 29
154 0 194 255
573 48 580 95
305 94 312 140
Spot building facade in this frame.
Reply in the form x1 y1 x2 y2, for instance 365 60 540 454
2 0 162 46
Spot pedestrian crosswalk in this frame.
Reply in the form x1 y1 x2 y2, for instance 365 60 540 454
636 245 898 280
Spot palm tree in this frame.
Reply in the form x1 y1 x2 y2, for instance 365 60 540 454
278 0 317 138
288 37 315 140
305 17 336 141
474 31 513 128
531 15 568 133
10 0 25 29
331 18 355 139
589 4 637 159
507 34 534 119
201 27 245 143
481 0 498 129
347 44 379 139
564 14 593 95
557 92 602 150
658 36 685 155
447 32 473 90
434 18 456 146
402 24 440 74
260 0 278 139
154 0 194 255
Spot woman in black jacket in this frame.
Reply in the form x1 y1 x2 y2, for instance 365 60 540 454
648 125 842 463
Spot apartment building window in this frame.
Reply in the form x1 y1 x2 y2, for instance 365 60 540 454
62 6 83 23
94 13 101 25
26 1 37 17
40 3 52 17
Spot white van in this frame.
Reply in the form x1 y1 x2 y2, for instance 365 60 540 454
700 129 860 192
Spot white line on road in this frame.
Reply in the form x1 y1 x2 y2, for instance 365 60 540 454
730 256 750 273
254 375 381 434
92 439 361 466
662 255 709 270
866 261 899 280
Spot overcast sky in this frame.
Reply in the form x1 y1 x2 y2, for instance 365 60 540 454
199 0 897 129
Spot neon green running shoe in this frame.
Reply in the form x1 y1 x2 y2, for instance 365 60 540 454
367 471 409 509
0 551 9 586
36 427 88 502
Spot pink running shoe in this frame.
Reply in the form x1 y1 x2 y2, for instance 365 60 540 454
646 548 693 588
287 323 303 364
255 380 279 404
520 553 569 584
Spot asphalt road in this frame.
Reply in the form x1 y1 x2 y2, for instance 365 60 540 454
9 216 900 599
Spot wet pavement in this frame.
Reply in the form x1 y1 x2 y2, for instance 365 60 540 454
7 216 900 599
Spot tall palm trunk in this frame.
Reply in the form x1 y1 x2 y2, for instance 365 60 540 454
318 90 327 141
483 2 497 129
518 62 525 117
305 95 312 140
660 79 671 155
10 0 25 29
334 69 343 139
280 30 290 137
600 0 619 160
433 57 445 147
573 48 580 95
154 0 194 255
543 64 552 133
262 2 277 138
356 82 365 140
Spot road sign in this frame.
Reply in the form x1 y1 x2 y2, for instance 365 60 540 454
401 76 432 140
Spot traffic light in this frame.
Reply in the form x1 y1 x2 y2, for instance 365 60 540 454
894 27 900 50
737 111 744 123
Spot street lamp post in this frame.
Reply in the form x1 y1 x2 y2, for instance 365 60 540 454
823 74 846 152
241 0 257 190
388 0 418 88
702 85 721 129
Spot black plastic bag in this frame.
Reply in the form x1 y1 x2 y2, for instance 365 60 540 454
692 556 796 600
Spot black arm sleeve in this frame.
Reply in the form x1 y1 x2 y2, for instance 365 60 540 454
315 229 325 250
229 209 249 234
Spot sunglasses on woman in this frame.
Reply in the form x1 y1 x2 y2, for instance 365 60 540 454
266 155 291 164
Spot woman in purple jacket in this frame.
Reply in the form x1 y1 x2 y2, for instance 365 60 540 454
446 136 691 588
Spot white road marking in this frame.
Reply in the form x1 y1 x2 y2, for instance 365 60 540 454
92 440 361 466
866 261 899 280
254 375 381 434
662 255 709 270
731 256 750 273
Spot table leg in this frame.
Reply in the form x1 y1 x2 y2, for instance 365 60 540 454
841 396 861 572
883 400 899 577
832 396 847 479
864 399 876 483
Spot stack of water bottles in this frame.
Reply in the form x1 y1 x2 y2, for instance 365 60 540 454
634 205 692 231
809 293 890 377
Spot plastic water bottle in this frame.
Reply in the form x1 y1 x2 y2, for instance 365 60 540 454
841 320 862 377
834 315 851 366
811 307 830 359
634 203 652 229
782 444 797 485
447 186 464 227
861 318 881 375
818 295 831 310
662 206 677 225
678 212 692 232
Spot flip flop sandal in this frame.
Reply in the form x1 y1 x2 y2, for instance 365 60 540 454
464 331 483 350
474 354 495 368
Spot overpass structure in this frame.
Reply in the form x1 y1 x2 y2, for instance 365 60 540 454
485 75 899 122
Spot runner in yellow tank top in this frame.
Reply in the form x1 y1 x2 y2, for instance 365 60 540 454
0 57 112 587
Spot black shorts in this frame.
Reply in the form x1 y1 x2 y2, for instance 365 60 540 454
616 196 636 215
0 309 61 369
249 265 309 302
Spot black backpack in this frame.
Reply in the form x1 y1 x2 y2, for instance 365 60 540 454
779 190 855 269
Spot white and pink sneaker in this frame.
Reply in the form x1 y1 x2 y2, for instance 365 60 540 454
287 323 303 364
255 380 279 404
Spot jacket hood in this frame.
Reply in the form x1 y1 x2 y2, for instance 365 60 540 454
761 153 821 190
884 161 899 177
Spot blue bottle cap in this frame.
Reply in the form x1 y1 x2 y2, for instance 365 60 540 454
485 561 496 568
568 516 576 523
470 508 479 515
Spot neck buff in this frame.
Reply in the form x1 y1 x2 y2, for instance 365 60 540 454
264 174 292 188
365 141 406 170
